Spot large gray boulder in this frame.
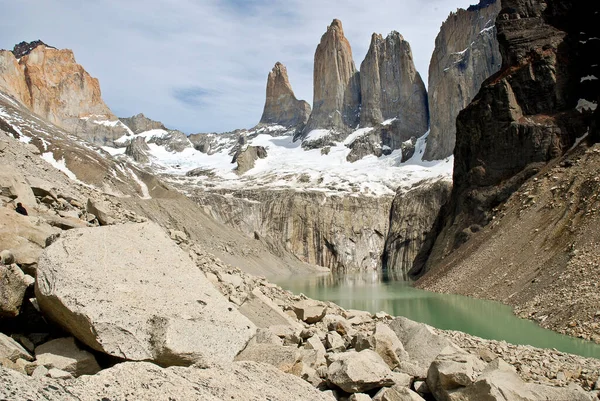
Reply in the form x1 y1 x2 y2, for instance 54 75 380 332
388 317 461 369
238 287 302 332
35 222 256 366
0 360 336 401
0 165 37 209
426 351 486 401
327 349 395 393
446 358 594 401
235 343 306 373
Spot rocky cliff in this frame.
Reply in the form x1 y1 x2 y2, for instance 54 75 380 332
300 19 361 146
191 189 393 272
0 41 129 145
119 113 166 134
382 180 451 280
423 0 502 161
258 62 311 132
359 32 428 134
412 0 599 278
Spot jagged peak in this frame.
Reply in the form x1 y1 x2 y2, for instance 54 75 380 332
12 40 56 58
329 19 344 34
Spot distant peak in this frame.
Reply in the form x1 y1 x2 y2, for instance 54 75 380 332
12 40 55 58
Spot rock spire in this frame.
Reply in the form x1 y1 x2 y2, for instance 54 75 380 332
300 19 361 144
258 62 310 130
359 31 428 136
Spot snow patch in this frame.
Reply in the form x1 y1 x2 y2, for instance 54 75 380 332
126 167 151 199
41 152 78 180
304 129 332 142
581 75 598 82
343 127 374 145
381 118 397 126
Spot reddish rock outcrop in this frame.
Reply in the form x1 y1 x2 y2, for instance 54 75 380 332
0 41 128 145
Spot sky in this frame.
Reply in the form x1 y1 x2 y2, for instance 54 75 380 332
1 0 477 134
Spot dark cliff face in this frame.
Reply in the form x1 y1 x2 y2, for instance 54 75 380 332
424 0 502 161
411 0 599 278
12 40 55 58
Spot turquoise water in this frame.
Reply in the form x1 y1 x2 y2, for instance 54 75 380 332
271 271 600 360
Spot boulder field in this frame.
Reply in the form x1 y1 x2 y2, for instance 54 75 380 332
2 210 599 399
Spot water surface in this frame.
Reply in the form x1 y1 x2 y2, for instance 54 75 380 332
271 271 600 360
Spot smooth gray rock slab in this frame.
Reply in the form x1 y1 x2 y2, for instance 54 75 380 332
327 349 395 393
35 337 100 377
35 222 256 366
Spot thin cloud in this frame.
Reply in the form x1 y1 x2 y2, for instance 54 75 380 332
172 87 218 107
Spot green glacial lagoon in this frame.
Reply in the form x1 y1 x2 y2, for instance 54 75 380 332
271 271 600 360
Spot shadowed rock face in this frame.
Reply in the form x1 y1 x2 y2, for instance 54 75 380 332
259 62 310 131
300 19 361 143
359 31 428 136
412 0 599 278
0 42 129 145
424 0 502 161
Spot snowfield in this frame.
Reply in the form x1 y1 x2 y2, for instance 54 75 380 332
121 127 454 197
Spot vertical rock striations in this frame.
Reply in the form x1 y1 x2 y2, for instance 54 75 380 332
120 113 166 134
0 41 129 145
359 31 428 135
258 62 311 132
300 19 361 147
411 0 598 278
424 0 502 161
382 180 451 280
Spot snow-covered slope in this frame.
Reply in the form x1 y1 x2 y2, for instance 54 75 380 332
105 125 453 197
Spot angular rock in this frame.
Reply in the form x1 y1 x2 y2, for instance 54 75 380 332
388 317 461 369
259 62 311 130
326 331 346 352
125 136 151 163
373 386 425 401
359 31 428 136
47 368 74 379
0 263 29 317
0 333 32 362
238 287 302 331
234 343 304 373
424 0 501 161
85 198 114 226
35 337 100 377
35 222 256 366
426 351 486 400
0 165 37 209
372 323 408 369
327 349 395 393
453 358 594 401
232 145 267 175
301 19 361 145
292 300 327 323
30 365 49 379
305 335 327 361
